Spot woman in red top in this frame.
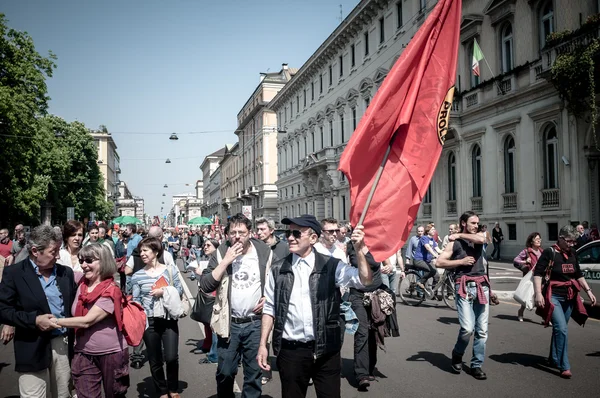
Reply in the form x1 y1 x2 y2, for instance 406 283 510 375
54 243 129 398
533 226 596 379
513 232 543 321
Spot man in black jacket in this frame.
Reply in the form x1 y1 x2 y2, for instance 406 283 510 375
0 225 76 398
257 215 373 398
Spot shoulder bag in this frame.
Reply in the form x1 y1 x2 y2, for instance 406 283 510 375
167 265 190 317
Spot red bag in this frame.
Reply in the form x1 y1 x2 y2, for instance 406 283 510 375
115 256 127 273
120 293 146 347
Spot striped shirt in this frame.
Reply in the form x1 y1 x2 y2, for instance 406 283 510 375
131 265 183 317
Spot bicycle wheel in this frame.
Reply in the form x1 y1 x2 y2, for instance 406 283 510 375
441 277 457 310
399 270 426 306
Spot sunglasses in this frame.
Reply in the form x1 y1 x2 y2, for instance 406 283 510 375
285 229 303 240
559 237 576 245
323 229 340 234
78 257 97 264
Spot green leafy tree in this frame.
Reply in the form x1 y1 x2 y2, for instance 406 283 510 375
0 13 57 226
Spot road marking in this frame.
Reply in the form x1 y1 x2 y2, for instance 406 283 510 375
489 266 520 272
489 276 522 280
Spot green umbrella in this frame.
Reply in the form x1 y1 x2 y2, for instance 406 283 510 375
112 215 143 225
187 216 213 225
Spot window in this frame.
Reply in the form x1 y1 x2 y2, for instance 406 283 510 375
396 1 403 29
364 31 369 56
329 65 333 86
352 107 357 131
340 114 345 143
296 96 299 113
448 152 457 201
472 145 482 197
577 243 600 265
504 136 516 193
311 82 315 101
365 96 370 110
284 108 287 123
303 136 307 156
501 23 513 73
320 74 323 93
291 186 294 196
379 17 385 43
329 120 334 146
311 131 315 152
339 55 344 77
539 1 554 49
330 198 334 217
547 222 558 242
469 40 480 88
351 44 356 67
423 185 432 203
305 203 309 214
507 223 517 241
341 195 347 220
420 0 426 12
290 101 293 118
543 124 559 189
303 89 307 108
320 126 324 149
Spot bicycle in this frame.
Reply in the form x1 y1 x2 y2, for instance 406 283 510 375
399 268 457 309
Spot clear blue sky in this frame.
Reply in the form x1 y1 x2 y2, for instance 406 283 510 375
2 0 360 219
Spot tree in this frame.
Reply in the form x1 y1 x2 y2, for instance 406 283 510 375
0 13 56 226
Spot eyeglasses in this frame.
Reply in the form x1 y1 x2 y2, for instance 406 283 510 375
229 231 248 237
323 229 340 234
285 229 304 240
78 257 97 264
559 237 576 245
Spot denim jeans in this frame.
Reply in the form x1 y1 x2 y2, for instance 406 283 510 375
207 331 218 363
381 270 398 294
216 320 261 398
454 284 489 368
549 294 574 371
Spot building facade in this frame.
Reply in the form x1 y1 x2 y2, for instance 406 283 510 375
220 143 241 218
270 0 600 258
116 181 135 217
200 147 226 220
235 64 297 224
134 197 144 221
92 129 121 217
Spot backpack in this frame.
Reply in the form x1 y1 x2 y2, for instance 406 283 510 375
120 293 147 346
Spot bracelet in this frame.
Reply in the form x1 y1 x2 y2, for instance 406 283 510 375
585 287 592 293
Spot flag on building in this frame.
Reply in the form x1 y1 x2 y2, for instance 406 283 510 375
338 0 462 262
472 38 484 77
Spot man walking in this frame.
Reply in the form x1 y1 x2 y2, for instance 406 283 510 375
314 218 347 262
256 217 289 262
405 225 424 268
199 213 273 398
436 211 489 380
0 225 77 397
442 223 459 250
257 215 373 397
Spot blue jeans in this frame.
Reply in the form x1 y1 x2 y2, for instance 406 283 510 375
381 271 398 294
454 284 489 368
216 320 261 398
207 331 218 363
549 294 574 371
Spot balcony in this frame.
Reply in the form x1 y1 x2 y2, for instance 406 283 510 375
496 77 513 95
502 192 518 212
542 188 560 209
250 186 259 196
470 196 483 212
465 92 479 108
422 203 432 218
236 192 243 201
446 200 457 216
540 24 600 75
242 189 250 198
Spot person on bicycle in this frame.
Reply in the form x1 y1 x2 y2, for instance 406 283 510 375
436 211 489 380
405 225 425 269
412 223 441 298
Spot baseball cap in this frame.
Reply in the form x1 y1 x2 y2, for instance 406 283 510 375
281 214 322 237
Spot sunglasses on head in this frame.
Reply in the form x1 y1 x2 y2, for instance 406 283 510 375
78 257 97 264
285 229 303 240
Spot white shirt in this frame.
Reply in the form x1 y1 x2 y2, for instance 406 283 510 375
230 245 262 318
263 249 364 342
58 248 83 273
125 250 175 270
314 242 347 263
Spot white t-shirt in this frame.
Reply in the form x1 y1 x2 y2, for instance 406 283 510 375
230 247 261 318
314 242 347 263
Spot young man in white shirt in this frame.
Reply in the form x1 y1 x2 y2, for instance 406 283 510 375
313 218 347 263
257 215 373 398
199 213 273 398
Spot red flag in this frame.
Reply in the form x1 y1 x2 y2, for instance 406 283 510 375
338 0 461 262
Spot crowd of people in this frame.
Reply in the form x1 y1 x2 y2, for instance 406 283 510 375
0 212 598 397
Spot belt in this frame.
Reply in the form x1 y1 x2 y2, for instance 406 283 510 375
231 315 260 324
281 339 315 349
466 281 489 287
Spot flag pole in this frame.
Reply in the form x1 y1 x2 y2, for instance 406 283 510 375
482 56 505 94
357 133 397 226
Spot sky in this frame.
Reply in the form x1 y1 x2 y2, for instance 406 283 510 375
2 0 360 219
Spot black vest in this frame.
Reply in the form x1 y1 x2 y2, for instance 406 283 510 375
452 238 485 277
271 251 341 359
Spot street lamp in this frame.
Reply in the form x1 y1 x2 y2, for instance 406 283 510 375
164 184 168 188
165 159 171 164
169 133 179 141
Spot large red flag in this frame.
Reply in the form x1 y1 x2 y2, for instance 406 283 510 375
339 0 461 262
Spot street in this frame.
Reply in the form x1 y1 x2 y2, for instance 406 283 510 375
1 261 599 398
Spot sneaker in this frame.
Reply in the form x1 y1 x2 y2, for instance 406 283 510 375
451 351 463 373
199 358 217 364
261 376 271 385
358 378 370 391
471 367 487 380
518 316 524 322
560 370 572 379
131 360 143 370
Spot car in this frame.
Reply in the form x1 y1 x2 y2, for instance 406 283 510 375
576 240 600 302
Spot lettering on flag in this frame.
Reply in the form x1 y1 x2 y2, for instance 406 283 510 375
437 86 455 145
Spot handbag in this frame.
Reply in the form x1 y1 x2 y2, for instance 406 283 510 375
541 247 555 296
190 290 215 324
513 269 535 310
167 265 190 317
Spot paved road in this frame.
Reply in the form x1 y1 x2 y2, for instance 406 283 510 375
1 262 599 397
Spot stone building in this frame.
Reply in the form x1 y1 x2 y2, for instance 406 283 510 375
92 128 121 217
269 0 600 258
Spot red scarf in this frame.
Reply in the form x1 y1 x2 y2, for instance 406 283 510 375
552 244 570 260
74 277 124 333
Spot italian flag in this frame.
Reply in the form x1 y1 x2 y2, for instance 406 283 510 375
472 38 484 76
